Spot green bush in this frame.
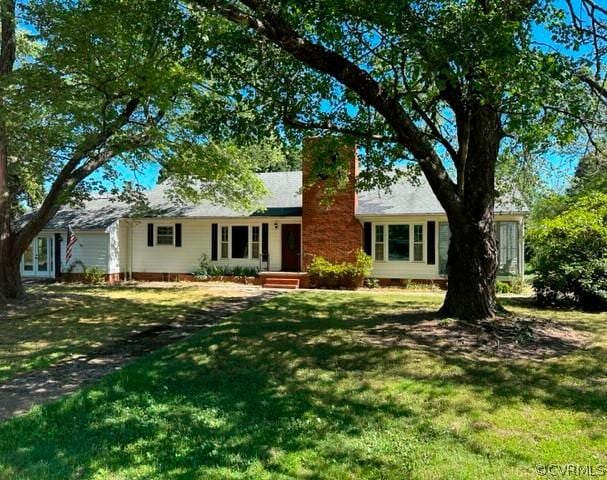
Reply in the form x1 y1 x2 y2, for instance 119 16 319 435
207 265 231 277
84 266 106 284
529 193 607 310
495 281 512 294
232 266 259 277
510 276 526 294
193 254 212 279
193 255 259 280
308 249 372 289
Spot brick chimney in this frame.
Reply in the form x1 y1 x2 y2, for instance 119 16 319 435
301 136 363 269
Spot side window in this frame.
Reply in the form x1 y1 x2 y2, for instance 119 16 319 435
374 225 385 261
221 226 229 259
497 221 519 275
413 224 424 262
156 226 174 246
251 226 260 259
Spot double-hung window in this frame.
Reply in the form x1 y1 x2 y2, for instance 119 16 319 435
413 224 424 262
156 226 174 246
375 225 385 261
497 221 519 275
251 226 260 259
220 226 229 259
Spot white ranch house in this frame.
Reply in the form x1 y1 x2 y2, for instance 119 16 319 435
21 139 527 288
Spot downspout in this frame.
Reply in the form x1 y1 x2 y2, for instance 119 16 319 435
128 219 133 281
520 218 525 281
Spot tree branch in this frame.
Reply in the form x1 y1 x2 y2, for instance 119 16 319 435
283 114 399 143
201 0 461 212
580 73 607 102
15 98 141 251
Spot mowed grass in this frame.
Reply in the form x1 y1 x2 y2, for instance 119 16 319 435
0 285 216 383
1 290 606 479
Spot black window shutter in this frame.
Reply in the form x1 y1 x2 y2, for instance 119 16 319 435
54 233 62 279
147 223 154 247
211 223 218 261
427 221 436 264
262 223 269 261
363 222 372 256
175 223 182 247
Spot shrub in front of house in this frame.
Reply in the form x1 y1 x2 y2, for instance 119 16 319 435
84 266 106 284
231 266 259 278
308 249 372 289
529 193 607 310
193 255 259 280
495 281 512 294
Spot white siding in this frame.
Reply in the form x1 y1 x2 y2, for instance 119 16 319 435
127 217 298 273
358 214 525 280
36 213 523 280
62 231 109 272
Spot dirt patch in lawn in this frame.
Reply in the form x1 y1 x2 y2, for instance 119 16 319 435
361 314 591 361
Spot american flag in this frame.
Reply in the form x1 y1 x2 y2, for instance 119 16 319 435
65 226 78 263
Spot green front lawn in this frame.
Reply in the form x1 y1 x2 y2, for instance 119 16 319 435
1 290 606 479
0 285 216 383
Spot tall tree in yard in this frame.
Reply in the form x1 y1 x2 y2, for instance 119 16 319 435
188 0 605 319
0 0 268 302
0 0 17 301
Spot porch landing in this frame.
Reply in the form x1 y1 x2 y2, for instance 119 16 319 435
259 272 310 289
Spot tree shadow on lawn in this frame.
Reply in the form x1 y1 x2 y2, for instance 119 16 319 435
0 292 605 478
0 287 212 383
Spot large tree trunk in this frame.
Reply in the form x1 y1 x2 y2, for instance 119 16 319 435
438 103 501 320
439 210 498 320
0 0 18 303
0 234 24 301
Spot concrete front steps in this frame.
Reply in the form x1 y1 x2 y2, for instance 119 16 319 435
259 272 310 289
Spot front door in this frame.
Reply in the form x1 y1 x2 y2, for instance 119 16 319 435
281 224 301 272
21 235 54 278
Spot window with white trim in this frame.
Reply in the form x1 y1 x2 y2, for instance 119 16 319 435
218 225 263 260
388 225 410 261
374 225 385 261
497 221 519 275
156 226 174 246
413 224 424 262
220 226 229 259
251 226 260 259
437 221 520 276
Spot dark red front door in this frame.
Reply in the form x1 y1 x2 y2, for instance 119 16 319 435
281 224 301 272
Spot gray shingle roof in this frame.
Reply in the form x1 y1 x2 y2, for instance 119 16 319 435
358 179 528 216
33 170 527 230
